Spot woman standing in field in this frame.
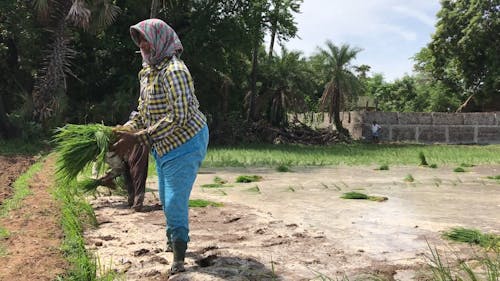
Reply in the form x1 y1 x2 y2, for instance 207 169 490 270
112 18 209 275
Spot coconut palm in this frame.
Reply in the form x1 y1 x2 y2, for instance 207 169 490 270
316 40 362 136
32 0 120 123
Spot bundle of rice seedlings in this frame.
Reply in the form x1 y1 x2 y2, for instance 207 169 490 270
53 124 115 184
74 178 102 193
419 151 429 166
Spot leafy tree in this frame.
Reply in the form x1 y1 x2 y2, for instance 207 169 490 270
420 0 500 111
315 41 362 135
267 0 302 58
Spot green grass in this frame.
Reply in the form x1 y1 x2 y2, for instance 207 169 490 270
189 199 223 207
54 166 118 280
0 227 9 257
429 163 438 168
487 175 500 180
375 164 389 170
341 192 388 202
427 242 499 281
419 151 429 166
202 144 500 167
404 174 415 182
0 139 48 155
453 167 466 172
443 227 499 250
0 160 44 217
236 175 263 183
276 164 291 172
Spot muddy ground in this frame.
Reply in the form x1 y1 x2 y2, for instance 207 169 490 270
87 164 500 281
0 156 68 281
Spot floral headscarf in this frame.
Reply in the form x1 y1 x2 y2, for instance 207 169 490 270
130 18 183 66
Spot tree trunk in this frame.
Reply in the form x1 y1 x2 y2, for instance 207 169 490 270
268 25 276 59
247 39 259 121
0 94 16 139
332 86 348 136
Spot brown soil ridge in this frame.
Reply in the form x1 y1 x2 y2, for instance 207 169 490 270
0 156 68 281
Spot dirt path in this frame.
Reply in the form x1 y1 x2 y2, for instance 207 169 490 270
0 156 67 281
86 164 500 280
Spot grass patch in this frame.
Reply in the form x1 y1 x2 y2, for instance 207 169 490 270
487 175 500 180
404 174 415 182
0 227 9 257
189 199 223 208
276 164 291 172
427 242 499 281
236 175 262 183
0 160 44 217
375 164 389 170
245 185 261 193
54 171 118 280
341 192 388 202
201 183 224 188
0 139 48 155
443 227 499 250
453 167 466 173
419 151 429 166
204 143 500 167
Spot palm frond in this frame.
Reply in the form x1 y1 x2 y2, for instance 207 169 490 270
66 0 91 29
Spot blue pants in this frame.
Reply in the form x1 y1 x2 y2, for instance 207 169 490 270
153 126 209 243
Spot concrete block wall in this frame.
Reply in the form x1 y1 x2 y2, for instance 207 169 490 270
341 111 500 144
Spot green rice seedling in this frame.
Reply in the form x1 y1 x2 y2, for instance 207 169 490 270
426 241 499 281
276 164 291 172
74 178 102 193
376 164 389 170
487 175 500 180
368 196 388 202
245 185 261 193
443 227 499 250
1 160 43 217
429 163 438 168
201 183 224 188
404 174 415 182
341 192 368 200
460 163 475 167
213 176 227 184
236 175 262 183
53 124 115 184
189 199 223 208
0 227 9 240
287 186 296 192
419 151 429 166
453 167 465 172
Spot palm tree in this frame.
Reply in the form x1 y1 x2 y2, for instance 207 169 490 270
316 40 362 136
32 0 120 123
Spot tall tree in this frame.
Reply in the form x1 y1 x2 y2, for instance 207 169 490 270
316 41 362 136
31 0 120 124
267 0 301 59
420 0 500 111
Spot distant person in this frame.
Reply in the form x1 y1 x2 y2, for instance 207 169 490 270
371 121 382 143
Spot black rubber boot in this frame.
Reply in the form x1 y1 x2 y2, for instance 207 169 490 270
170 240 187 275
165 230 173 252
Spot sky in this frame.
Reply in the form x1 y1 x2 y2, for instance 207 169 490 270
277 0 441 81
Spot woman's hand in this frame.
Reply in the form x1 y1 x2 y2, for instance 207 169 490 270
111 131 139 158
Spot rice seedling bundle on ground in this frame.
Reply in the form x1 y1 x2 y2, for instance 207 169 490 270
53 124 116 184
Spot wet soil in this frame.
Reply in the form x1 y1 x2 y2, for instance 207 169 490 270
86 164 500 280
